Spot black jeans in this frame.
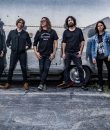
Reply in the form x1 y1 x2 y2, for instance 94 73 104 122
8 51 27 83
64 53 85 84
96 57 110 88
39 56 51 85
0 57 5 79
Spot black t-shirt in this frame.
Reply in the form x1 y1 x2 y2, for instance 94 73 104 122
97 34 107 59
17 31 21 53
62 27 85 53
34 29 58 56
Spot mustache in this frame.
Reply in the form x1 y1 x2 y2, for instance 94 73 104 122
68 23 75 27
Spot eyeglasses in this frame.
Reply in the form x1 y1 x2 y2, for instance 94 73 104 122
41 19 46 23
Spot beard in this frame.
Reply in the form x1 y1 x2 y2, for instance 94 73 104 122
68 22 74 27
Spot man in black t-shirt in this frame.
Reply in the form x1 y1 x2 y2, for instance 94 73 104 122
62 16 87 90
34 17 58 90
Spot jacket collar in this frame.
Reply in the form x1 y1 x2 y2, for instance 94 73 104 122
15 29 25 34
96 31 106 37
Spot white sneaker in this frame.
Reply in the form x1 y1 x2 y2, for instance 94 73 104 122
38 84 47 90
38 84 44 90
97 85 103 92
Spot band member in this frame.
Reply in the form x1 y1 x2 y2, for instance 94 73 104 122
0 20 7 88
62 16 87 90
5 18 32 90
92 21 110 92
34 17 58 90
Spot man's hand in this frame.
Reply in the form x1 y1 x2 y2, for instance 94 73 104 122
108 55 110 61
93 58 96 64
62 53 66 59
8 46 11 49
77 51 82 58
49 53 55 61
0 51 4 58
35 52 42 59
25 46 29 50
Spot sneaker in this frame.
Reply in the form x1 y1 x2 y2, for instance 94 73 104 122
38 84 44 91
23 82 29 90
57 81 66 87
61 81 75 89
97 85 103 92
4 83 11 89
0 84 5 89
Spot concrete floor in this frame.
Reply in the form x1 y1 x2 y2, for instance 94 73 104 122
0 83 110 130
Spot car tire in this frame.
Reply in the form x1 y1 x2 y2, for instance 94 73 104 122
70 66 91 84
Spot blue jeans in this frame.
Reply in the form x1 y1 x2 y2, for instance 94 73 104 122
64 53 85 84
39 56 51 85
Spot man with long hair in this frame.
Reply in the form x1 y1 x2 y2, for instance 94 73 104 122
62 16 87 90
5 18 32 90
92 21 110 92
34 17 58 90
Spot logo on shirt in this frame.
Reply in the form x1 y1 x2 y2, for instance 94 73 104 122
41 33 50 41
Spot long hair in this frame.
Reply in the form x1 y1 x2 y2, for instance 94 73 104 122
95 21 106 34
16 18 25 27
39 17 52 32
64 16 76 29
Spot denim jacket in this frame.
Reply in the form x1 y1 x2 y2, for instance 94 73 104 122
91 31 110 60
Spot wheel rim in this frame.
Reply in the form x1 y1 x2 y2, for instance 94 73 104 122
70 67 86 83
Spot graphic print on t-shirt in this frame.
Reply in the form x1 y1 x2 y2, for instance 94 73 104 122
41 33 50 41
97 34 107 59
97 42 104 54
34 29 58 56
